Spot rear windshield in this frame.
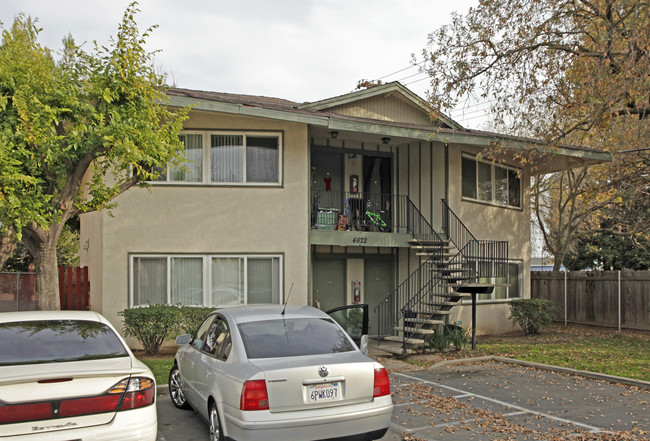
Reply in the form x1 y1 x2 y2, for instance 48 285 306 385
238 318 356 358
0 320 129 366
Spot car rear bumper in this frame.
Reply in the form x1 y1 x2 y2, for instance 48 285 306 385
224 397 393 441
0 405 157 441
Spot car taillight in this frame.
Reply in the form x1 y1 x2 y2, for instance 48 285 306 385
59 377 155 417
0 376 155 425
0 402 51 424
373 368 391 398
118 377 156 410
240 380 269 411
59 395 122 417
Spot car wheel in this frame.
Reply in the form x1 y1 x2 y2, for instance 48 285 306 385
209 402 225 441
168 364 191 410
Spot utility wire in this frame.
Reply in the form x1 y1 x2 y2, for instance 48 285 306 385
393 70 427 82
375 60 426 81
451 105 494 118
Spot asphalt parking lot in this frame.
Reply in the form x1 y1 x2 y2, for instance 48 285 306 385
156 361 649 441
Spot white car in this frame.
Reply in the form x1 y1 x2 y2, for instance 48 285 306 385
0 310 157 441
169 304 393 441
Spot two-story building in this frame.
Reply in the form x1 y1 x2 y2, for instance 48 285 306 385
80 81 609 351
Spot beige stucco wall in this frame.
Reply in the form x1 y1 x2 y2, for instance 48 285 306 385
80 110 310 332
446 143 532 334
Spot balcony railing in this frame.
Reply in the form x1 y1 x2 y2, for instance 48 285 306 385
311 191 442 242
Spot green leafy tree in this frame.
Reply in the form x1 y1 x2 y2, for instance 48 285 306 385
420 0 649 268
564 218 650 270
0 4 189 309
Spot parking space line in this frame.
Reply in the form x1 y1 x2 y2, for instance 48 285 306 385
504 411 527 417
393 402 413 408
395 372 608 433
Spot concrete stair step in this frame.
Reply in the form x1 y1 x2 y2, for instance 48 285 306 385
393 326 435 335
384 336 424 345
448 292 472 298
404 318 445 325
376 343 415 355
423 301 459 307
406 309 453 315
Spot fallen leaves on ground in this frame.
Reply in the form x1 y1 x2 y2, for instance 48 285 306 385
395 381 648 441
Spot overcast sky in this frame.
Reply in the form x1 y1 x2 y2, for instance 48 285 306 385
1 0 488 127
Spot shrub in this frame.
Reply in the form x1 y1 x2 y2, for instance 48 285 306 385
425 323 470 352
426 327 449 351
509 299 558 335
446 324 470 351
120 305 182 355
177 306 214 335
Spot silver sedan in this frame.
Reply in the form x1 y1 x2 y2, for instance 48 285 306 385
169 305 393 441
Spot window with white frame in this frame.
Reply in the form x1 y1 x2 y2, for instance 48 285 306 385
154 131 282 185
476 262 522 301
462 154 521 208
131 254 282 307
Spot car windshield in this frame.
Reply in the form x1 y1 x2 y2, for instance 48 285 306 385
0 320 129 366
238 317 356 358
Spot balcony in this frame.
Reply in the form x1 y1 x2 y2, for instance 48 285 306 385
310 191 439 248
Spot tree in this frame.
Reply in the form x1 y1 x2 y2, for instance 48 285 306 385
0 4 189 309
420 0 649 268
563 197 650 270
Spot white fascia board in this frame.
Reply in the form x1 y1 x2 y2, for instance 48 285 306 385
168 95 329 126
168 95 610 164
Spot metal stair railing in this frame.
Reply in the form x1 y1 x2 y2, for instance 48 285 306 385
374 197 445 340
442 199 509 281
374 199 509 355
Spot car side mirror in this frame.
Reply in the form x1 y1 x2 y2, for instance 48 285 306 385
175 334 191 345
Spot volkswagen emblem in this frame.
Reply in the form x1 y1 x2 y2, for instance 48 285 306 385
318 366 329 378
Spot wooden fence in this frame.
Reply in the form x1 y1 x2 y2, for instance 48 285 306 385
531 271 650 331
0 266 90 311
59 266 90 311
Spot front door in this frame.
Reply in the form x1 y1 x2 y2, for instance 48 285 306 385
364 259 394 336
312 259 345 312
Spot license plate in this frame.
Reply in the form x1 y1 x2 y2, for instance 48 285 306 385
307 382 342 403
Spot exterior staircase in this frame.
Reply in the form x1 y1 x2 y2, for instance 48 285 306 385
375 200 508 356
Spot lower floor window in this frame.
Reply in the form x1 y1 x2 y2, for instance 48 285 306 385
131 254 281 307
477 262 521 301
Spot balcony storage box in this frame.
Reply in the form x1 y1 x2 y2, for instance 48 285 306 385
316 208 339 230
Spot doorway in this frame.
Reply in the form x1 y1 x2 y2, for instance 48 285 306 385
312 259 346 312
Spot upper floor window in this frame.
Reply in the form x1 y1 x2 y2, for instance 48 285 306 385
155 131 282 185
462 154 521 208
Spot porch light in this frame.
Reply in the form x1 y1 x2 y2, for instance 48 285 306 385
330 131 339 139
381 137 391 144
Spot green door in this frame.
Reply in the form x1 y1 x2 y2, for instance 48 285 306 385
364 259 394 336
312 259 346 312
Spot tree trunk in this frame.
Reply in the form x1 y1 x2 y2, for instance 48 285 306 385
22 224 63 311
32 243 61 310
552 255 564 271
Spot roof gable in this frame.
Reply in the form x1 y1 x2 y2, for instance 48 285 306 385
299 82 464 130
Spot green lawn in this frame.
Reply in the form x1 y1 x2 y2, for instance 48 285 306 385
138 325 650 384
411 325 650 381
138 355 174 386
474 333 650 381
